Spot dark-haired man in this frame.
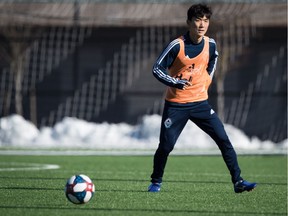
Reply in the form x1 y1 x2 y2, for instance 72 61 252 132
148 4 257 193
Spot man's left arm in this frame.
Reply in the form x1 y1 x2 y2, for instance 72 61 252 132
207 38 218 79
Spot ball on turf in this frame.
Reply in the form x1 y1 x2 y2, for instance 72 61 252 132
65 174 95 204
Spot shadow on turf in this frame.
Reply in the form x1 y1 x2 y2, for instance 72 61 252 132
0 186 61 191
0 205 286 215
0 175 286 186
0 181 286 194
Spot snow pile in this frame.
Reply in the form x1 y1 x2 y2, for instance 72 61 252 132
0 114 287 153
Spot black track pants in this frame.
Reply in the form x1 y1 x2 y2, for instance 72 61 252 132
150 100 242 184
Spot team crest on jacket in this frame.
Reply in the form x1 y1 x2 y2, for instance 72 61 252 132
164 118 172 128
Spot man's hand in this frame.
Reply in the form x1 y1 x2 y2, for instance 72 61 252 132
175 79 192 90
182 81 192 90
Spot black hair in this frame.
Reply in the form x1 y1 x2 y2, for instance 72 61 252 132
187 4 212 21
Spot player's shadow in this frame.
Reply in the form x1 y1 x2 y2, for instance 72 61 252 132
0 175 285 185
0 176 285 193
0 176 64 180
93 178 287 186
0 186 61 191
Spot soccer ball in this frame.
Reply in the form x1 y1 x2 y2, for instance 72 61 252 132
65 174 95 204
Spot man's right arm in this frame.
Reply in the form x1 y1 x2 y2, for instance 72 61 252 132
152 39 189 89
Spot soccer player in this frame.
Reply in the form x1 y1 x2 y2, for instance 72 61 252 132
148 4 257 193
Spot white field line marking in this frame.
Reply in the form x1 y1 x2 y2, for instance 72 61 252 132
0 162 60 171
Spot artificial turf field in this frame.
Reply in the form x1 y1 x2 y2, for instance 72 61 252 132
0 154 286 216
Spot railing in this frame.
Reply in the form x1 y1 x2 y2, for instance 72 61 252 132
0 26 92 119
40 25 179 127
225 46 287 141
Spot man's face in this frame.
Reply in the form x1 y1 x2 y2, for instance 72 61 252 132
187 15 210 38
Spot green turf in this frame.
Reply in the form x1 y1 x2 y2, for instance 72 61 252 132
0 155 286 215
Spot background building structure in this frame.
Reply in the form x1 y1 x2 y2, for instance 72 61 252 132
0 0 286 142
